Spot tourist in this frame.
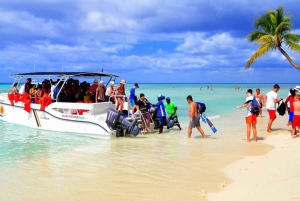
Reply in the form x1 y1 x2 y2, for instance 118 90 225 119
285 88 296 126
95 81 107 103
35 84 44 101
255 88 264 117
129 83 139 114
113 79 126 113
88 79 98 102
11 83 19 94
136 93 151 132
25 78 32 94
156 94 166 134
164 97 182 130
29 84 37 99
264 84 283 132
105 81 115 103
186 95 206 139
236 89 257 142
292 94 300 138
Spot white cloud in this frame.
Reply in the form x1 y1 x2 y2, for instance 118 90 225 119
176 32 249 54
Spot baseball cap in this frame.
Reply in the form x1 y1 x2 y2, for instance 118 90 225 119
100 80 104 84
166 97 170 100
134 83 139 88
157 94 164 98
110 81 114 85
294 86 300 91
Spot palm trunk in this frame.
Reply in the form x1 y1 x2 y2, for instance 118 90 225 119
278 46 300 70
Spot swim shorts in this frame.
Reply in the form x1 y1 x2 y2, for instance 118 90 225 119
129 98 136 106
189 115 200 128
267 109 276 120
292 115 300 128
245 115 257 124
260 102 263 108
289 112 294 123
142 113 151 121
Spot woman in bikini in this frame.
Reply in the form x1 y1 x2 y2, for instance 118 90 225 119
112 80 126 113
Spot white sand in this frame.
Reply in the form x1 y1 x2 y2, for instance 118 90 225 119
208 133 300 201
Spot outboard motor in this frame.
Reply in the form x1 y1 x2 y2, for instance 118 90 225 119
106 109 140 137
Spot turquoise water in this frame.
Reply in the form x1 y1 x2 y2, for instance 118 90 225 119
0 82 297 200
0 83 295 121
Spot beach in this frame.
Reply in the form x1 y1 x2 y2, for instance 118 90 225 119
208 133 300 201
0 83 298 200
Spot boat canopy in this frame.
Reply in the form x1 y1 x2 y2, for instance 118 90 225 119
10 72 119 78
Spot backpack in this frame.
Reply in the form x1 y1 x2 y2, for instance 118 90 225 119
196 102 206 114
250 97 260 116
277 101 286 116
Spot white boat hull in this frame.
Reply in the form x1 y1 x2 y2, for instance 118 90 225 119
0 94 114 136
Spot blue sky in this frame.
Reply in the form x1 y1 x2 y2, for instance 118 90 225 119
0 0 299 83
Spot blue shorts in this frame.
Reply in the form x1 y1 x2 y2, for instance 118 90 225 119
129 99 135 106
289 112 294 122
159 116 166 127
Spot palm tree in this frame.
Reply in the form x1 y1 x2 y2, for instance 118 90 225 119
246 7 300 70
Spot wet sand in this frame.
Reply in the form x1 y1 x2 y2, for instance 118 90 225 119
0 109 291 201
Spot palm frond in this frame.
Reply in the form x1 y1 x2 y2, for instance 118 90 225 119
246 43 273 69
283 33 300 43
285 40 300 54
255 35 276 45
275 21 292 35
246 31 267 42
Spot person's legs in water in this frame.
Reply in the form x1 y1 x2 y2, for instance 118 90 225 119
188 126 192 138
252 123 257 141
196 126 206 138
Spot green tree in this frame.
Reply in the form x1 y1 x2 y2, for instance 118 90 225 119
246 7 300 70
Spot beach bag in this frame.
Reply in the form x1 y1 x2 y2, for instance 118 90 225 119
250 97 260 116
196 102 206 114
277 101 286 116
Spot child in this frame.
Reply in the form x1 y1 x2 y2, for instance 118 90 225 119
236 89 257 142
285 88 296 126
292 94 300 138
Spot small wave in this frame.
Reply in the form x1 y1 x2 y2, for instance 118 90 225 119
207 115 220 120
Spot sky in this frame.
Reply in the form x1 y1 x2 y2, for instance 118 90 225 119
0 0 299 83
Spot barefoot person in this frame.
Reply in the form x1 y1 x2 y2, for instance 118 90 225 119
292 95 300 138
255 88 264 117
236 89 257 142
264 84 283 133
186 95 206 139
164 97 182 130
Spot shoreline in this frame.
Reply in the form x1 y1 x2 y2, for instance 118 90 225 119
0 108 294 200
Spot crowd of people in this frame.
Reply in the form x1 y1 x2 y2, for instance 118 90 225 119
15 78 300 140
237 84 300 142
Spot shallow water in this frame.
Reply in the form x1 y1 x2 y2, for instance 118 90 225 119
0 83 296 200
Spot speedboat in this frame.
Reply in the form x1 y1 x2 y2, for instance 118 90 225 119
0 72 140 137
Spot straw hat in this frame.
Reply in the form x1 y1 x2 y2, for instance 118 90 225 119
120 79 126 84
